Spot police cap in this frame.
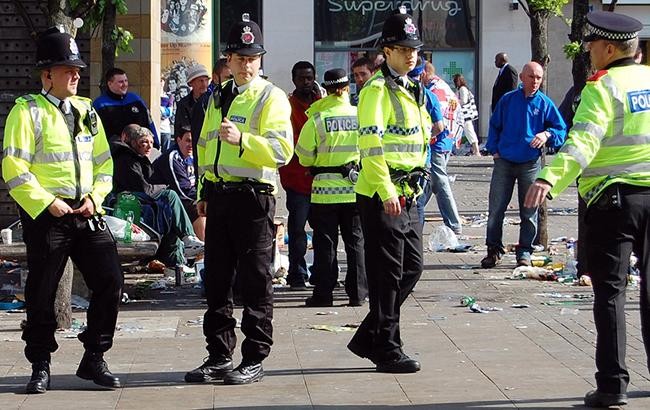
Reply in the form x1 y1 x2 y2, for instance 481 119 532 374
224 13 266 56
380 6 423 49
584 11 642 42
322 68 349 88
36 27 87 69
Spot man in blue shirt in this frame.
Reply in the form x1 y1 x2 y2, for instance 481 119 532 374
482 61 566 268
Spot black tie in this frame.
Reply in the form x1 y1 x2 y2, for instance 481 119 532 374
221 86 239 119
60 101 75 136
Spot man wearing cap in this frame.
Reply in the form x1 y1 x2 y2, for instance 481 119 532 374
346 6 430 374
295 68 368 308
2 27 122 394
93 67 159 148
186 13 292 385
175 64 210 140
524 11 650 408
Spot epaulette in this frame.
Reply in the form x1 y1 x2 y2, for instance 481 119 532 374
587 70 608 82
16 94 36 103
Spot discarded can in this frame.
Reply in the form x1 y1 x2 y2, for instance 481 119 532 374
460 296 475 307
175 265 183 287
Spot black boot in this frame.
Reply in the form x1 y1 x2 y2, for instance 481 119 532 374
184 356 233 383
76 351 121 388
223 361 264 385
25 361 50 394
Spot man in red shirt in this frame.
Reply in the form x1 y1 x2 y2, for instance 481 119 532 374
279 61 321 289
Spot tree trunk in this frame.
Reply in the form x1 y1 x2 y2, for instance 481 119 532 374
101 2 117 87
529 7 551 249
47 0 76 36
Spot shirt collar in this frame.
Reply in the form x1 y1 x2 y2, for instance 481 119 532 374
386 64 410 86
233 75 259 94
499 63 509 75
41 89 71 113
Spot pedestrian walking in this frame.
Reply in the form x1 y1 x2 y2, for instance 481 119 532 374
1 27 123 393
185 13 293 385
347 6 430 373
295 68 368 307
524 11 650 408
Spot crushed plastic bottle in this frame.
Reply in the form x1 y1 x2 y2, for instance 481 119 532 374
509 266 557 281
563 241 577 278
428 225 459 252
460 296 475 307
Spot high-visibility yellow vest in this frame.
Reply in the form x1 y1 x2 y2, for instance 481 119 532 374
539 63 650 205
2 94 113 219
295 94 359 204
197 76 293 196
355 71 431 200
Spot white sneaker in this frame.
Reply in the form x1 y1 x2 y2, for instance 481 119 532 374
182 235 204 259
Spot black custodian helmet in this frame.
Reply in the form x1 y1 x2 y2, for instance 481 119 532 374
380 6 423 49
35 27 87 69
224 13 266 56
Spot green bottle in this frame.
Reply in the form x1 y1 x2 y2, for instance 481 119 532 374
460 296 476 307
123 212 133 244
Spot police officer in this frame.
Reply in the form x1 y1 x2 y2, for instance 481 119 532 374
1 27 122 393
524 11 650 408
295 68 368 307
346 7 431 373
185 13 293 385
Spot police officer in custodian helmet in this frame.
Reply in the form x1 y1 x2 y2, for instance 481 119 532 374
2 27 122 394
185 13 293 385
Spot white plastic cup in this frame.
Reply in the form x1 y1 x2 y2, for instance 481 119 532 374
1 228 12 245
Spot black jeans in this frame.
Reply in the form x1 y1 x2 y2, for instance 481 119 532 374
20 208 123 363
348 194 422 362
308 202 367 302
202 188 275 363
586 184 650 394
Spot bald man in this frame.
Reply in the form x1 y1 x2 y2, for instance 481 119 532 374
491 52 519 112
481 62 566 269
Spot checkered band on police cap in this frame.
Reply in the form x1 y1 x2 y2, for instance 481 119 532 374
322 68 349 87
584 11 642 42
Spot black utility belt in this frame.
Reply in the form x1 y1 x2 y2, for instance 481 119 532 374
204 179 273 195
592 183 650 211
310 162 359 177
388 167 428 184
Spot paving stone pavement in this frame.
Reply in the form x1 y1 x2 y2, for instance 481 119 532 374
1 156 649 409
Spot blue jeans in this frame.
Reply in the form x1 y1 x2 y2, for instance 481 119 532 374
486 157 540 258
285 188 310 285
160 132 172 153
416 151 462 233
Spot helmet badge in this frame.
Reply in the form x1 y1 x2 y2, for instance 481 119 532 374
241 26 255 45
404 18 417 36
69 38 80 55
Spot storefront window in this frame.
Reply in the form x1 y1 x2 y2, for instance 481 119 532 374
314 0 478 92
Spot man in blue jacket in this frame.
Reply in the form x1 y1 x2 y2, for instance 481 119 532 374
482 61 566 268
93 67 159 147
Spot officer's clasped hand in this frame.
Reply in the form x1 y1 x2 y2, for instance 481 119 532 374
48 198 74 217
219 118 242 145
72 196 95 218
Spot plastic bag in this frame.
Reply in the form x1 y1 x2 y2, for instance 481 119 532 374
104 215 151 242
428 225 459 252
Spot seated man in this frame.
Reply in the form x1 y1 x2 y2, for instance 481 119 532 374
111 124 204 267
152 126 205 240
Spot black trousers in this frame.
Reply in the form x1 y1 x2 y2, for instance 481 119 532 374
586 185 650 394
348 194 423 362
203 189 275 363
308 202 367 303
20 208 123 363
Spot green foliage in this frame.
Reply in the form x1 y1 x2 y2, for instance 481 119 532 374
526 0 569 16
563 41 582 60
73 0 132 55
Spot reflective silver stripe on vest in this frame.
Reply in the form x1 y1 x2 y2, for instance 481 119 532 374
249 84 276 134
314 112 328 148
2 147 33 163
559 144 590 169
572 122 606 141
217 164 276 181
361 147 384 158
387 89 406 126
50 187 78 197
264 130 290 165
602 133 650 147
33 151 92 163
582 162 650 178
95 173 112 183
198 165 211 176
601 75 626 138
25 98 43 151
314 173 346 180
197 138 207 148
384 143 421 153
295 143 315 159
312 186 356 195
205 130 219 143
94 150 111 166
319 145 358 153
6 172 33 189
